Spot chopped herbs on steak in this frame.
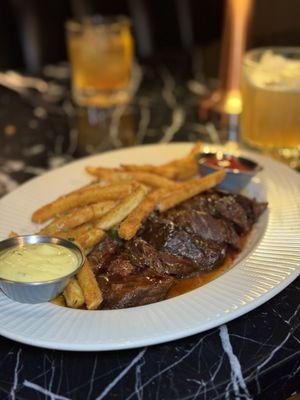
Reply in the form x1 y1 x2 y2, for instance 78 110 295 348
88 190 267 309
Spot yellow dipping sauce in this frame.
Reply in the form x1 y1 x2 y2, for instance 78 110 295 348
0 243 78 282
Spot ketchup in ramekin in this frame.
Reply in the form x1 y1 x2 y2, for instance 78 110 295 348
201 153 256 172
197 152 262 192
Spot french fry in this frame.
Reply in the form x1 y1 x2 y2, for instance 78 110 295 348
40 201 115 235
158 170 225 212
63 277 85 308
76 227 106 255
32 182 133 223
189 141 203 156
118 188 166 240
53 222 94 241
130 171 178 188
163 157 198 180
95 184 149 230
85 167 178 188
85 166 126 182
77 260 103 310
121 163 174 178
8 231 19 238
121 156 199 181
66 180 101 196
50 294 66 307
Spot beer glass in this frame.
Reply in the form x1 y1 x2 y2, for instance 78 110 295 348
241 47 300 167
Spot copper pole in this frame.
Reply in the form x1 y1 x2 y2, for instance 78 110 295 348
199 0 254 140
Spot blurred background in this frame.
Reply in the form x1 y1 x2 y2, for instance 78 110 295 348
1 0 300 75
0 0 299 190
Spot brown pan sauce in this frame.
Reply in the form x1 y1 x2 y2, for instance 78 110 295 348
167 255 233 298
167 234 249 299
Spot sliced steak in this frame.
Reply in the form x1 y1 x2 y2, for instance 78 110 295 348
165 209 241 250
88 236 121 274
88 189 267 310
232 193 268 223
141 217 226 271
180 192 251 233
213 195 250 233
179 192 215 214
125 237 198 277
98 274 174 309
107 256 135 277
157 251 199 277
124 238 163 272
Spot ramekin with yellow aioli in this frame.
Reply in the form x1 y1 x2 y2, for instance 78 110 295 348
0 235 84 303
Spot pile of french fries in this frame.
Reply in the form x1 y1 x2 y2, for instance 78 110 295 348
30 142 225 310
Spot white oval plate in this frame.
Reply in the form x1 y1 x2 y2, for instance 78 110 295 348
0 143 299 351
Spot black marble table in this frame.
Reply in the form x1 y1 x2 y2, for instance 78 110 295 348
0 65 299 400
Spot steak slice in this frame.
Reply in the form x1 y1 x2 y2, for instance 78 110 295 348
165 209 241 250
125 238 198 277
124 238 163 272
157 251 199 277
213 195 250 233
107 256 135 277
98 274 174 309
232 193 267 223
182 190 267 234
180 192 251 233
141 217 226 271
88 236 121 274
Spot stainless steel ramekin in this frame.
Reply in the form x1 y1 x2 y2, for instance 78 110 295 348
0 235 85 304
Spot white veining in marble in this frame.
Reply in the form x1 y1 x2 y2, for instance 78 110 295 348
160 106 185 143
273 304 300 325
134 355 145 400
22 144 46 157
136 97 151 144
129 63 143 99
1 159 46 177
160 67 177 108
95 348 147 400
251 331 293 394
48 155 73 170
66 128 79 155
159 68 185 143
0 171 18 195
9 348 22 400
125 331 215 400
23 166 47 175
87 355 98 400
109 105 127 148
23 380 70 400
1 160 25 173
188 379 207 400
219 325 252 400
54 134 64 155
48 358 56 396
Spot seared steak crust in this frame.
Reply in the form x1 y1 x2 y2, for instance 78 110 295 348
165 209 241 250
88 190 267 309
140 216 226 271
98 274 174 309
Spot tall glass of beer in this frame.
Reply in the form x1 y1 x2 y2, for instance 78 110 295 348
241 47 300 167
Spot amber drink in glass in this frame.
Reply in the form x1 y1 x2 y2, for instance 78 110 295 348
241 47 300 167
66 16 134 107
